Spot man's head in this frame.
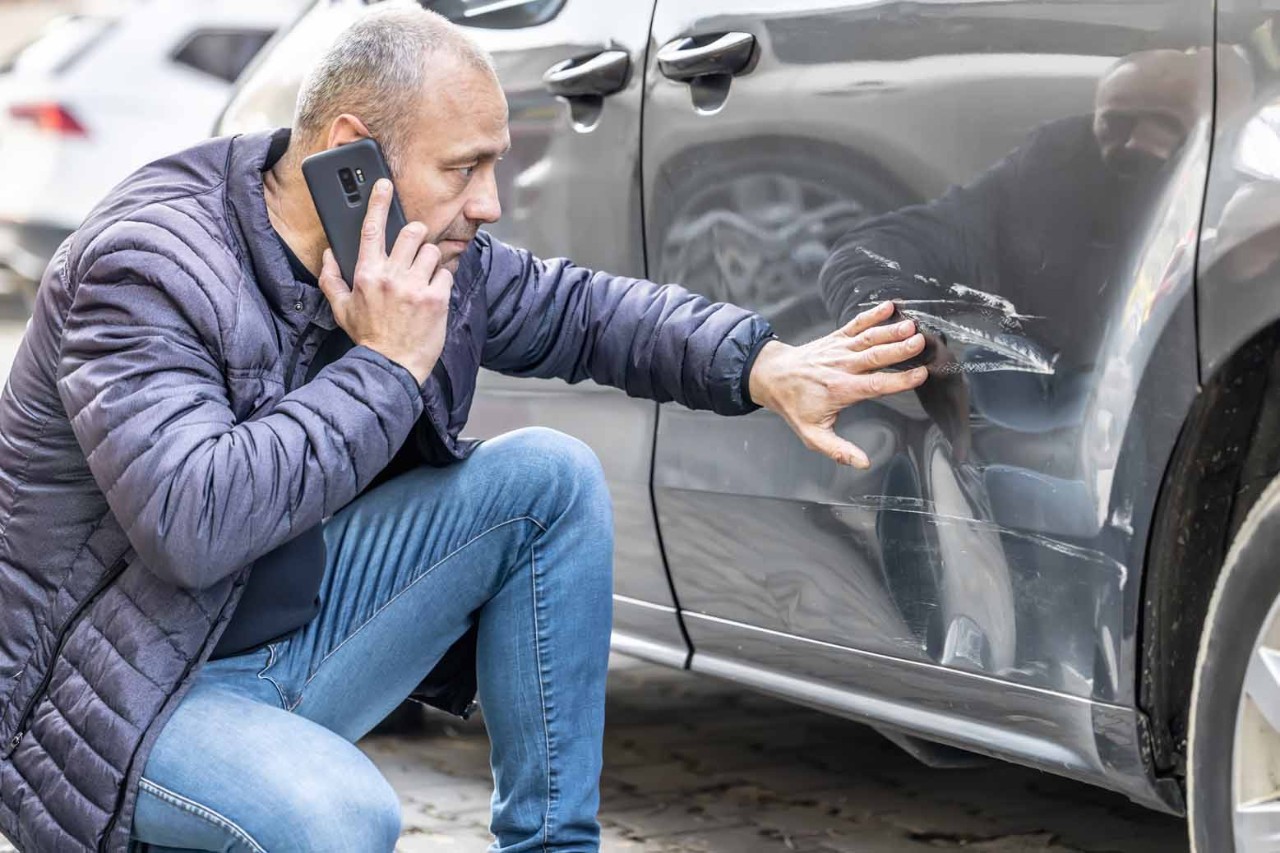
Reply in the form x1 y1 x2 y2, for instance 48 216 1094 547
1092 49 1206 180
288 2 510 271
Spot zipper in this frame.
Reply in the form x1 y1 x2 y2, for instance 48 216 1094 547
100 570 252 850
283 323 319 393
5 555 129 757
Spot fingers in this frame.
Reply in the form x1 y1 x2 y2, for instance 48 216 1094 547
389 221 428 269
317 248 348 301
855 333 926 371
853 365 929 399
848 316 916 352
357 178 393 263
800 426 871 468
428 264 453 294
411 242 443 278
838 300 896 338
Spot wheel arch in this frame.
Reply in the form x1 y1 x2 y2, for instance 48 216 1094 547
1140 319 1280 786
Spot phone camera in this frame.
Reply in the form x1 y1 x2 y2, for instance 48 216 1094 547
338 167 359 195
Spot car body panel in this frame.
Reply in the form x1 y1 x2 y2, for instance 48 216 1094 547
641 0 1209 804
1197 7 1280 382
689 627 1175 810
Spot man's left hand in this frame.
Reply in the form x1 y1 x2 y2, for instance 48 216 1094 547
748 300 929 468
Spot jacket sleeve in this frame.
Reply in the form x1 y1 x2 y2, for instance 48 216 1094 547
818 165 1007 326
56 228 424 591
817 118 1095 325
479 234 774 415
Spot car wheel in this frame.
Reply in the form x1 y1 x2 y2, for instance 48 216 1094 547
1189 472 1280 851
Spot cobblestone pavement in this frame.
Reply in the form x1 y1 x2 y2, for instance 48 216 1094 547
370 655 1188 853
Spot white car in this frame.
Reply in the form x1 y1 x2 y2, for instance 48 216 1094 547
0 0 306 303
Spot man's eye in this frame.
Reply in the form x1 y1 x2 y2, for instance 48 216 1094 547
458 165 476 179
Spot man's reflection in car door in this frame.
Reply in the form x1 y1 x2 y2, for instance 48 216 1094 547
816 49 1219 680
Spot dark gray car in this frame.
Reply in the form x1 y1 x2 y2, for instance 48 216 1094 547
218 1 1280 849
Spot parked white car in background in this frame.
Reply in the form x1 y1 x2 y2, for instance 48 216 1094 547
0 0 306 304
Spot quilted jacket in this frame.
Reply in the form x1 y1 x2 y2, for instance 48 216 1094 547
0 127 772 851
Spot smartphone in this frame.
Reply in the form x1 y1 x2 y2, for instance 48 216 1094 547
301 137 407 285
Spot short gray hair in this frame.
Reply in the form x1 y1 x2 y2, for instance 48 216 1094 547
292 2 495 168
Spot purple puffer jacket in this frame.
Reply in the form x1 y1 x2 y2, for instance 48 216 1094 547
0 127 772 852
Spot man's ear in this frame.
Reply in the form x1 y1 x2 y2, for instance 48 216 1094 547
325 113 374 149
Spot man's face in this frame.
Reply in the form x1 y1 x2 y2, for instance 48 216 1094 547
1093 51 1203 181
391 57 510 272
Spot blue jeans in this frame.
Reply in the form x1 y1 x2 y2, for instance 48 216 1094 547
128 427 615 852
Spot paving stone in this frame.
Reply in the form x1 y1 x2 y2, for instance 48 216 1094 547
395 826 497 853
665 739 778 774
814 827 962 853
604 760 720 794
702 761 855 795
640 822 832 852
600 824 670 852
604 799 751 838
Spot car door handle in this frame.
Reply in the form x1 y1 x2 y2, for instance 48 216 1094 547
542 50 631 98
657 32 756 82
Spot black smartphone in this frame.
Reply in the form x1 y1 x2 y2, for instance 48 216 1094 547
301 137 407 285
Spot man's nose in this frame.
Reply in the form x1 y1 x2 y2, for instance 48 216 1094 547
466 169 502 225
1126 120 1181 160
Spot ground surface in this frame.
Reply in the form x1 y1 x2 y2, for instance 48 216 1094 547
369 655 1189 853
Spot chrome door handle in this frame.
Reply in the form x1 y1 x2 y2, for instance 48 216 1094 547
542 50 631 98
657 32 756 82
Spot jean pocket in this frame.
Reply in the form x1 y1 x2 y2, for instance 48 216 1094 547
255 643 292 710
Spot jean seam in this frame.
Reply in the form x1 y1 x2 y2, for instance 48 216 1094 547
290 514 548 710
255 643 289 710
138 777 267 853
530 536 556 852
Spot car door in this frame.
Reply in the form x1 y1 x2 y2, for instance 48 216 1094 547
453 0 692 665
644 0 1212 707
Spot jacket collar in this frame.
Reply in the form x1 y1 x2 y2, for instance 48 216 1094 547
225 127 336 330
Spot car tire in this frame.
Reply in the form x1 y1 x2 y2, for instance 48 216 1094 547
1188 472 1280 852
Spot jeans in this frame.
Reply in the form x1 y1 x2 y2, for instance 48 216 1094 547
128 427 615 853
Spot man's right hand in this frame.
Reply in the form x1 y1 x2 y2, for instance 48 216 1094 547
318 178 451 386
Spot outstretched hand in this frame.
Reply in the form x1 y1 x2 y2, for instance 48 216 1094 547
747 300 929 467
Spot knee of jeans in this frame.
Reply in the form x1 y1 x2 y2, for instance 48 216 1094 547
268 760 401 850
495 427 610 518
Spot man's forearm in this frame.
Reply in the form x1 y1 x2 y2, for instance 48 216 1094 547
482 234 774 415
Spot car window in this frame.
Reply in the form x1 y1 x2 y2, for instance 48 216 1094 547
171 29 277 84
418 0 566 29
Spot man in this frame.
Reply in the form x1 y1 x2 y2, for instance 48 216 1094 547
0 5 926 852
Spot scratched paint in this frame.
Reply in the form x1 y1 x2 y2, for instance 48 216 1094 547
846 494 1128 586
854 245 902 271
856 264 1058 374
860 301 1058 375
